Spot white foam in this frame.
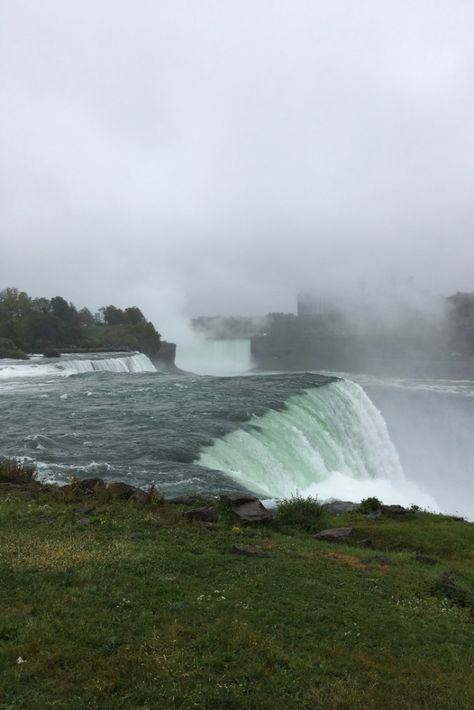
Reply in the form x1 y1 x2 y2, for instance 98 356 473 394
0 352 156 380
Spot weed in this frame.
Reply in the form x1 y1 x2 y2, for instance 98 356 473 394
276 493 323 531
0 458 36 484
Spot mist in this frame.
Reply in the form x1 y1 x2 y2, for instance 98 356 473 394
1 0 474 336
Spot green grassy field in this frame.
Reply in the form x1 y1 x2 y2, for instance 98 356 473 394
0 483 473 709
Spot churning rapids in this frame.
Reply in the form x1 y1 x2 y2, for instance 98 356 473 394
1 350 473 518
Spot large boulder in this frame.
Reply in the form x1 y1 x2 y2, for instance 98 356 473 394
222 494 273 523
313 527 355 542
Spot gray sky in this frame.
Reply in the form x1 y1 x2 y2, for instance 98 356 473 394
1 0 473 334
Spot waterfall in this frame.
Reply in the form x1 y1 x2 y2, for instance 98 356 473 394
197 379 439 509
176 338 253 375
0 352 156 379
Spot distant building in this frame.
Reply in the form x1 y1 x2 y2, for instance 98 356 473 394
297 292 331 318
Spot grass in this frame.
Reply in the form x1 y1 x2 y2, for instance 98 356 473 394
0 480 473 709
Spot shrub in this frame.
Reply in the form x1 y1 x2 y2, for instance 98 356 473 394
276 494 323 531
359 497 382 514
0 458 37 484
0 338 27 359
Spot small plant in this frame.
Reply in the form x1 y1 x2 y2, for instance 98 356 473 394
276 494 323 531
147 485 164 505
359 497 382 514
0 458 37 484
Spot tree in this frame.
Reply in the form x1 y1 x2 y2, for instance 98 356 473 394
101 305 125 326
78 307 95 326
123 307 146 326
17 312 62 350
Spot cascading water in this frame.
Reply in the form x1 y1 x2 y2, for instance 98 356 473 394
198 379 440 509
0 352 156 379
175 338 253 375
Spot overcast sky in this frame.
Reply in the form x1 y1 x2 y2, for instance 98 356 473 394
1 1 473 334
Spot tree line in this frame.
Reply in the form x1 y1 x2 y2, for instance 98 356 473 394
0 288 161 358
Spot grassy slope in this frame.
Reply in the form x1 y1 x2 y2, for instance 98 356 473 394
0 489 473 709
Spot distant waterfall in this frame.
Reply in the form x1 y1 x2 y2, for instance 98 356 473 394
176 339 253 375
0 352 156 379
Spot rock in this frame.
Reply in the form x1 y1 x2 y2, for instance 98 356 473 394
77 518 92 526
106 481 143 500
76 478 105 495
381 504 408 516
313 527 354 541
221 493 261 506
183 506 219 523
75 505 96 515
129 490 149 505
414 554 439 566
323 500 359 514
223 494 273 523
362 555 392 565
358 538 373 548
230 545 273 558
167 495 206 505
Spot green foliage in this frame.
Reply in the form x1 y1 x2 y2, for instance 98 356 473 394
359 496 382 513
78 307 94 326
0 337 27 359
0 458 36 484
0 287 161 357
276 493 324 531
100 305 147 326
81 322 161 355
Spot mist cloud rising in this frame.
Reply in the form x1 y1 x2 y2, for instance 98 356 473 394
1 1 473 338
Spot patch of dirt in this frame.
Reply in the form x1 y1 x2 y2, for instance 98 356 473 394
322 552 367 569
